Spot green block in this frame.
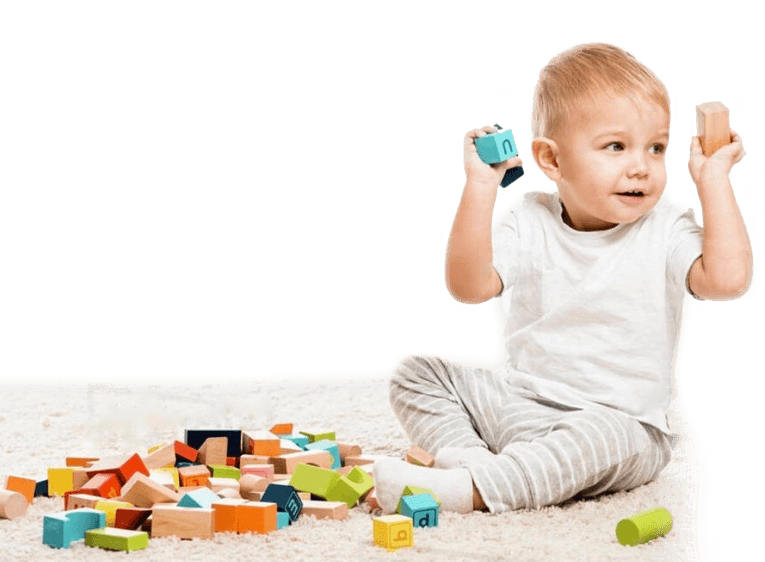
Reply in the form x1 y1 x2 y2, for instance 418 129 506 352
305 439 341 469
289 463 341 498
299 429 336 443
209 464 241 480
616 507 673 546
85 527 149 552
325 466 374 508
475 129 518 164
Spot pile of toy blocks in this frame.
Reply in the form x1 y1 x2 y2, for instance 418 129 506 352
0 425 441 552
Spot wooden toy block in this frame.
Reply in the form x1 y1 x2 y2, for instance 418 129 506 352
269 423 294 435
178 464 211 487
95 499 133 526
399 493 439 527
276 511 290 529
241 491 263 501
198 436 228 466
72 467 90 490
401 484 441 506
85 527 149 552
65 492 101 511
241 463 274 479
301 500 349 521
243 430 281 456
155 467 180 490
261 483 303 522
43 508 106 548
336 441 362 463
325 466 375 508
343 455 376 467
48 467 75 497
299 429 336 443
35 479 49 497
211 498 248 532
239 473 270 495
217 488 241 499
208 476 240 492
406 445 435 467
239 454 273 467
0 489 29 520
373 514 414 551
114 507 152 530
184 429 242 458
66 456 99 468
85 453 150 484
305 439 341 469
151 504 215 539
5 475 36 503
279 434 310 449
289 462 342 498
149 469 177 491
475 127 519 164
143 443 176 469
696 101 730 156
226 456 238 467
278 439 304 454
238 501 278 534
209 464 241 480
270 450 333 474
178 487 221 509
174 440 199 463
120 472 180 508
80 473 122 499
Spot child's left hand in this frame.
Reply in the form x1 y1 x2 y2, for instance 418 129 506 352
688 129 746 185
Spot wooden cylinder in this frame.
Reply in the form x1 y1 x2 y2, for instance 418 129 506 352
0 489 29 520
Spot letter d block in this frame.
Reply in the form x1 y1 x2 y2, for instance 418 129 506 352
373 514 414 551
399 493 439 528
475 129 518 164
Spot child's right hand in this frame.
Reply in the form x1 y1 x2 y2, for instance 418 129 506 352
463 125 523 188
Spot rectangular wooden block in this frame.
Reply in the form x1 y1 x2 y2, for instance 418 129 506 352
406 445 435 467
151 505 215 540
85 527 149 552
114 507 152 530
238 501 277 534
5 475 36 503
85 454 149 485
242 430 281 456
300 500 349 520
65 493 101 511
211 498 248 532
270 450 333 474
696 101 730 156
178 464 211 487
80 473 122 499
120 473 181 508
198 437 229 466
143 443 175 469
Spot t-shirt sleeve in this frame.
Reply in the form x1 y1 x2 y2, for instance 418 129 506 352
666 207 704 299
492 209 521 297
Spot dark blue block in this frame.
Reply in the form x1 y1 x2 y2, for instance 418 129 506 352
184 429 242 458
262 483 303 522
35 479 49 497
501 166 524 188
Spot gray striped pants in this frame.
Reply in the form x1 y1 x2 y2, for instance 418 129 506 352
390 356 673 513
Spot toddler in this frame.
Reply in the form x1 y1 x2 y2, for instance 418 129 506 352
373 43 751 514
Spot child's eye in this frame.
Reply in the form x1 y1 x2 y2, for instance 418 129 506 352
649 143 666 155
604 142 624 152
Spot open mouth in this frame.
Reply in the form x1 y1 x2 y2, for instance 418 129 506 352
617 190 645 198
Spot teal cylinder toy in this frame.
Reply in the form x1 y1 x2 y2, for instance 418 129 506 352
615 507 672 546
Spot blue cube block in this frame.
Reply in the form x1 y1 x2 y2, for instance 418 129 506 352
262 484 303 522
399 493 439 528
276 511 291 529
305 439 341 469
279 434 310 449
475 129 518 164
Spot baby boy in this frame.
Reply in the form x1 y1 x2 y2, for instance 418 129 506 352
373 43 751 514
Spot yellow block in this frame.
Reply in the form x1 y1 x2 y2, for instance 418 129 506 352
47 467 75 497
95 499 134 526
373 514 414 551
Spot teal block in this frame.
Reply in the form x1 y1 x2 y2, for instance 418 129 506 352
399 494 439 528
279 434 310 449
43 508 106 549
475 129 518 164
178 487 221 509
276 511 290 529
305 439 341 469
262 483 303 522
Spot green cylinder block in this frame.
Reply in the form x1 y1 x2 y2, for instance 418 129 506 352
615 507 672 546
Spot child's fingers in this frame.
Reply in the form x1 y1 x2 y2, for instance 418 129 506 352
689 136 703 156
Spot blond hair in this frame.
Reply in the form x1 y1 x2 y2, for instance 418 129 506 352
532 43 670 139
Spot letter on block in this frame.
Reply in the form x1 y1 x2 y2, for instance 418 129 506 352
261 483 303 523
373 514 414 551
475 129 518 164
399 493 439 527
696 101 730 156
85 527 149 552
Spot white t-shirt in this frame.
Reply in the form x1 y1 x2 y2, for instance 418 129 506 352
492 191 703 440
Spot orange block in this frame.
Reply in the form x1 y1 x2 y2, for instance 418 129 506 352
238 501 277 534
80 473 122 499
5 475 36 503
212 498 248 533
178 465 211 487
269 423 293 435
86 453 150 484
174 441 199 463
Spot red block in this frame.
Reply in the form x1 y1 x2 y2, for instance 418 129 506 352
115 507 152 530
86 453 150 484
174 440 199 463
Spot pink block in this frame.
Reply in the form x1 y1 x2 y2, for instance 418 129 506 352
241 464 274 479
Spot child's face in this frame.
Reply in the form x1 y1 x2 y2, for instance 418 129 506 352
554 95 669 231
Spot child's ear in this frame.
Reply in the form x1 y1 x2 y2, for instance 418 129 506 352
532 137 561 181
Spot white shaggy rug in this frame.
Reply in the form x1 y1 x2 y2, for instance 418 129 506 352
0 380 698 561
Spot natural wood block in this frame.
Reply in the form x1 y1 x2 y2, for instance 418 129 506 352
343 455 375 467
148 469 177 491
0 489 29 520
120 473 181 508
336 442 363 462
300 500 349 520
216 488 241 499
178 464 211 487
208 477 240 494
270 450 333 474
65 492 101 511
155 467 180 490
238 501 277 534
151 505 215 540
85 454 149 485
72 468 90 491
406 445 435 467
198 437 228 466
696 101 730 156
5 475 36 503
143 443 175 469
242 430 281 456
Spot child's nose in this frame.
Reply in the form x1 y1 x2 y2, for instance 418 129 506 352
626 150 649 178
